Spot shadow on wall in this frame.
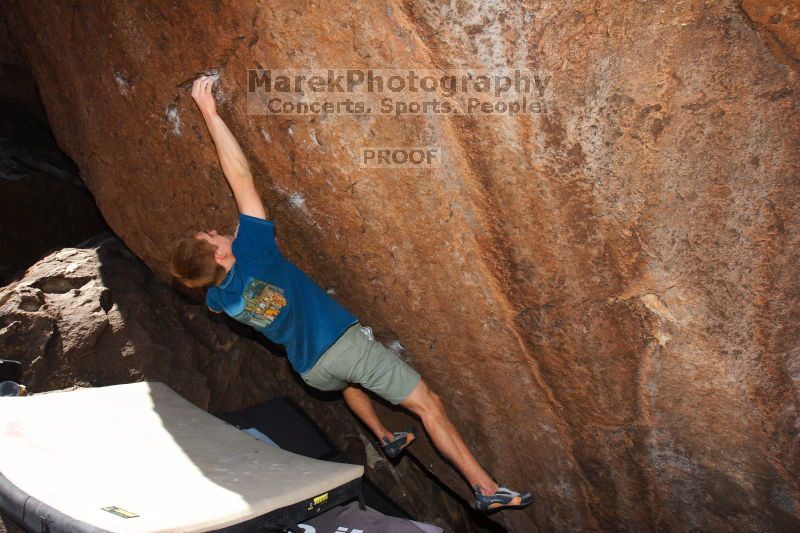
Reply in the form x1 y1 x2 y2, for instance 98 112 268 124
0 15 108 286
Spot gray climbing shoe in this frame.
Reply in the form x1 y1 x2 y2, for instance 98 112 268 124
474 485 534 512
0 381 25 397
381 428 416 459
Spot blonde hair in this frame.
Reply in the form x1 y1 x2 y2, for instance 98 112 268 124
169 237 226 288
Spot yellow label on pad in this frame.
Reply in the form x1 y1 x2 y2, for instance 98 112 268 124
102 506 139 519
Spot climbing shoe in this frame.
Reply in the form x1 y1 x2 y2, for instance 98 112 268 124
381 428 416 459
473 485 534 512
0 381 25 397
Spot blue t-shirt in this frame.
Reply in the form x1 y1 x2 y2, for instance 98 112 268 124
206 214 357 373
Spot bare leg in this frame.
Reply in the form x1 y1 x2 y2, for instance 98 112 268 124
345 380 524 509
343 384 399 443
401 380 505 499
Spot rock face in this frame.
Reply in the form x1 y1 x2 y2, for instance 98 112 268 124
0 12 108 285
0 160 109 286
3 1 799 531
0 236 482 532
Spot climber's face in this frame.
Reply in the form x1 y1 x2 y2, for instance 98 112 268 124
194 230 234 263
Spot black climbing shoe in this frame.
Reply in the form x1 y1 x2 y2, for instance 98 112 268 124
474 485 534 512
381 428 416 459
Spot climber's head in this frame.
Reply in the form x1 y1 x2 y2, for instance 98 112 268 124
169 230 233 288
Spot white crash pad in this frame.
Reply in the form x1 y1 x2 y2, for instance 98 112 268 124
0 382 363 532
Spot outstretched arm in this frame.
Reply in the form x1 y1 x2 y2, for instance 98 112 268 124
191 75 267 220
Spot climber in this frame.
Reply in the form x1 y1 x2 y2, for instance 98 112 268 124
170 75 533 513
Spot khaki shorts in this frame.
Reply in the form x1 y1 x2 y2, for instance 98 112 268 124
301 323 421 405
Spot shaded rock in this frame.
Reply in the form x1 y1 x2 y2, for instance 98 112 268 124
0 10 44 120
2 1 799 531
0 169 109 286
0 236 484 532
0 10 108 285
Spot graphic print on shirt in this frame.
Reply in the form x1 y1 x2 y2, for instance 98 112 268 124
238 278 287 328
